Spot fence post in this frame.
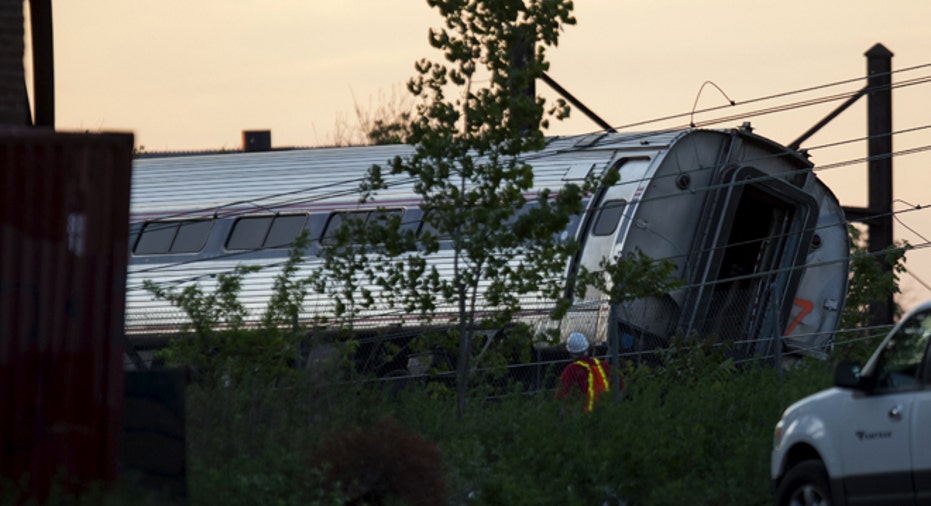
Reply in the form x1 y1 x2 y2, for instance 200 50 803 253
774 329 783 379
769 287 783 379
609 302 621 402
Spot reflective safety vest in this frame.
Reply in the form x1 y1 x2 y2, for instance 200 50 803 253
574 358 610 412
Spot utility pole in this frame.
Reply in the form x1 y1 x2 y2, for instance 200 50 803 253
865 43 895 326
0 0 54 127
509 23 615 134
842 44 895 327
30 0 55 128
791 43 895 328
0 0 29 125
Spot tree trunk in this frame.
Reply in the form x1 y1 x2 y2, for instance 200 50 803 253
456 282 469 419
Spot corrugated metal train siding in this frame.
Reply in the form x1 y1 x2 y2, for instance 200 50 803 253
129 132 679 217
125 132 677 341
0 129 133 498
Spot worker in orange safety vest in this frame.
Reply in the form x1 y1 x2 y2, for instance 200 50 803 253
554 332 617 412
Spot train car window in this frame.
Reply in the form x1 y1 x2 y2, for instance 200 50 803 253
592 199 626 236
506 201 537 224
134 219 213 255
321 209 403 245
321 211 368 245
418 209 451 240
134 221 178 254
171 220 213 253
265 214 308 248
367 209 403 227
227 216 273 250
561 208 585 243
500 201 540 239
227 214 309 250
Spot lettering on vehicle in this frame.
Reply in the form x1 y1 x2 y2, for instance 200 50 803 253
855 430 892 441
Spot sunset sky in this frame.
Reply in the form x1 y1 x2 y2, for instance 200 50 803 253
41 0 931 308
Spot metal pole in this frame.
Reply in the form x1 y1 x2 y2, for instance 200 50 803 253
788 88 865 151
509 24 535 136
540 72 616 133
866 43 894 327
609 303 621 403
769 286 782 378
29 0 54 128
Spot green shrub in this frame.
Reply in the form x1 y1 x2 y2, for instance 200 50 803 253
175 336 834 506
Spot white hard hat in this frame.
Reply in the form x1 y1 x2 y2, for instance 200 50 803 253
566 332 590 354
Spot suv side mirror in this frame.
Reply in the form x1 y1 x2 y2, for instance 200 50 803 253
834 361 864 389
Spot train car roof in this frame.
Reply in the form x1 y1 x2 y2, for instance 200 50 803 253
129 127 809 220
130 130 692 218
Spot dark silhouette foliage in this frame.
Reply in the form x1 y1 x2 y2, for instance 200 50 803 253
313 418 447 506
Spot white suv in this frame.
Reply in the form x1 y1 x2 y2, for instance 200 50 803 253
771 300 931 506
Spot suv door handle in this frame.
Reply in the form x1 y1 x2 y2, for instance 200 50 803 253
889 404 904 420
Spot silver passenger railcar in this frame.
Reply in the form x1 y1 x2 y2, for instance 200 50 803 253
126 126 849 364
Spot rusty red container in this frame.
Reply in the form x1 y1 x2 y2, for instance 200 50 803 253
0 128 133 499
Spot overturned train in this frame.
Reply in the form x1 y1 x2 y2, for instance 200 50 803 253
126 126 849 368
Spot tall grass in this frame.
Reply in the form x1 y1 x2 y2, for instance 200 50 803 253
180 350 832 506
5 350 832 505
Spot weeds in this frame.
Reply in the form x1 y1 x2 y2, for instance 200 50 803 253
173 346 832 506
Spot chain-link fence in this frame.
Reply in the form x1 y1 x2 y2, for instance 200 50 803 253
125 283 893 397
284 289 834 395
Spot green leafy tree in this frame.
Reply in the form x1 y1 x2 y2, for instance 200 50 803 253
576 249 682 307
317 0 582 417
836 224 909 361
263 232 314 330
306 216 381 327
144 234 316 385
574 249 683 382
143 265 261 384
143 265 259 340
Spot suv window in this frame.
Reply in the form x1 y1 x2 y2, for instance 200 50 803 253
872 308 931 392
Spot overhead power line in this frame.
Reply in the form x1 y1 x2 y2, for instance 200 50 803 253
601 60 931 133
130 63 931 238
133 60 931 227
125 64 931 297
126 133 931 290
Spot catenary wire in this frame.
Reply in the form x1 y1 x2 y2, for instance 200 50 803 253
132 64 931 227
126 138 931 291
126 72 931 294
601 61 931 132
122 66 931 370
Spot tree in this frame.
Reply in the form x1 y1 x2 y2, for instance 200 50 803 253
836 224 909 361
321 86 414 147
318 0 581 418
575 249 683 382
354 85 414 145
576 250 682 309
144 234 315 385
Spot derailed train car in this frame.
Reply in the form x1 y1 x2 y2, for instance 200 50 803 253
125 125 848 370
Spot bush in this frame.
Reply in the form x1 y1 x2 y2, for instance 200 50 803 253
312 417 446 505
173 343 832 506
